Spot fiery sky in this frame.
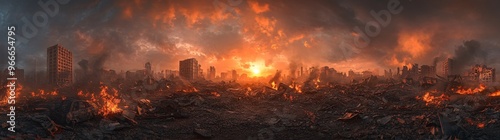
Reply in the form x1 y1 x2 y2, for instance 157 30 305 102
1 0 500 76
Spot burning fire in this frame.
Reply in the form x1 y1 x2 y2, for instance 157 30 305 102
283 94 294 101
314 78 320 89
180 86 199 92
77 85 122 117
416 91 449 106
289 83 302 93
271 81 278 90
489 91 500 97
455 84 486 95
466 118 488 129
1 84 23 105
30 89 58 99
98 85 122 116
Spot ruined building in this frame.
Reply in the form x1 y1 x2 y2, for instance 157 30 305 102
443 58 454 76
47 44 73 86
420 65 436 77
179 58 200 81
207 66 216 80
466 65 496 83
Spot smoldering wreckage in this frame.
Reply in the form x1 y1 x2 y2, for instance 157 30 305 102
1 70 500 139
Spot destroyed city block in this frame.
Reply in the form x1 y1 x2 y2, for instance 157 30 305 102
1 0 500 139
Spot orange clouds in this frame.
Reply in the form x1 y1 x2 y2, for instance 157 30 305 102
397 31 432 58
248 0 270 14
254 16 277 36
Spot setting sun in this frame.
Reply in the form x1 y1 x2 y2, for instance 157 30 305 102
248 62 267 77
251 67 261 76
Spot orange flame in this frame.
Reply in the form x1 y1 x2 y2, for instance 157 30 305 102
416 91 449 106
77 85 122 117
180 86 198 92
289 81 302 93
30 89 58 99
455 84 486 95
313 78 320 89
271 81 278 90
489 91 500 97
98 85 122 116
283 94 294 101
210 91 221 97
2 83 22 105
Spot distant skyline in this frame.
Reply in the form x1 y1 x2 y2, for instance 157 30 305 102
1 0 500 77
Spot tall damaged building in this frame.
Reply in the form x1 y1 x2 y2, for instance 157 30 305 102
443 58 455 76
47 44 73 86
420 65 436 77
207 66 216 80
179 58 200 81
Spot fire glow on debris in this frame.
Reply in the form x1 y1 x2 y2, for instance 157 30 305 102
489 91 500 97
271 81 278 90
455 84 486 95
416 91 449 106
1 84 22 105
77 84 122 117
30 89 58 99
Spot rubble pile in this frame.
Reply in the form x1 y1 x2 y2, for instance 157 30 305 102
1 77 500 139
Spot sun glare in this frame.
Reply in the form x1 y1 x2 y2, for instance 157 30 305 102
252 68 261 75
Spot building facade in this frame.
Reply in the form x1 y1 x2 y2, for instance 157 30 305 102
208 66 216 80
47 44 73 86
467 65 496 83
443 58 454 76
179 58 199 81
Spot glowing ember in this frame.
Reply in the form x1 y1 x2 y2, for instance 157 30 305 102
283 94 294 101
477 123 485 128
466 118 487 129
455 84 486 95
313 78 320 89
77 85 122 117
181 86 199 92
416 91 449 106
2 84 22 105
489 91 500 97
271 81 278 90
289 83 302 93
30 89 58 99
210 91 221 97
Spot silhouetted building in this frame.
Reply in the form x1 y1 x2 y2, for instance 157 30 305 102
384 69 393 78
420 65 436 77
179 58 199 81
145 62 152 77
232 70 238 81
47 44 73 86
207 66 216 80
443 58 454 76
165 70 179 78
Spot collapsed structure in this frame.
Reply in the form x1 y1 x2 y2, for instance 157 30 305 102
465 64 496 83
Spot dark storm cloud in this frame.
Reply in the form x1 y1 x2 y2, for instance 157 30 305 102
1 0 499 75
